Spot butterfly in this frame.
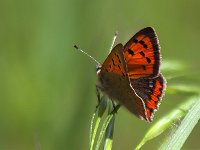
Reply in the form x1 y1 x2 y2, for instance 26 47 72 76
96 27 166 122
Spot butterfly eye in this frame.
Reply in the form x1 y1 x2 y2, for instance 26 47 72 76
96 64 102 73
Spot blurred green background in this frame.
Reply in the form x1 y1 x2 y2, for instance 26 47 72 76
0 0 200 149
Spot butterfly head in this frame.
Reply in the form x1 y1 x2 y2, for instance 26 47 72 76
96 64 102 74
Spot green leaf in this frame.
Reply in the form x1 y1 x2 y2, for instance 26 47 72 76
95 113 114 150
160 96 200 150
166 84 200 94
103 103 115 150
89 112 97 147
90 96 107 150
161 60 187 72
161 60 188 80
135 96 198 150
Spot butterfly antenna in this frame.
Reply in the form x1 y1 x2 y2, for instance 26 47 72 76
74 45 101 65
109 31 118 52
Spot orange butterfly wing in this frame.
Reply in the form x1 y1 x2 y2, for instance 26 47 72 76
123 27 165 121
123 27 160 78
130 74 166 121
99 44 128 78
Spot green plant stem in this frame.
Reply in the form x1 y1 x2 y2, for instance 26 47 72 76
95 113 114 150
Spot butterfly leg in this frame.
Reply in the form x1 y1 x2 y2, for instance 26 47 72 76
109 31 118 52
110 104 121 114
95 85 101 109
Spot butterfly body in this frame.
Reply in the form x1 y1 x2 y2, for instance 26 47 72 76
96 44 147 120
97 27 166 122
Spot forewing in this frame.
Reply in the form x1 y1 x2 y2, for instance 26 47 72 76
100 44 128 78
123 27 160 78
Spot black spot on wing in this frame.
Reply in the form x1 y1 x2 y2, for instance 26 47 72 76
112 59 115 65
139 51 145 57
139 40 148 49
139 40 145 45
122 72 125 77
143 44 148 49
115 54 121 63
146 57 151 63
118 64 121 69
128 49 134 56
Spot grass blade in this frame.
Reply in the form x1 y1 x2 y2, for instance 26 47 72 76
103 115 115 150
95 113 114 150
89 111 97 146
103 103 115 150
135 96 198 150
160 96 200 150
90 96 107 150
167 84 200 94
